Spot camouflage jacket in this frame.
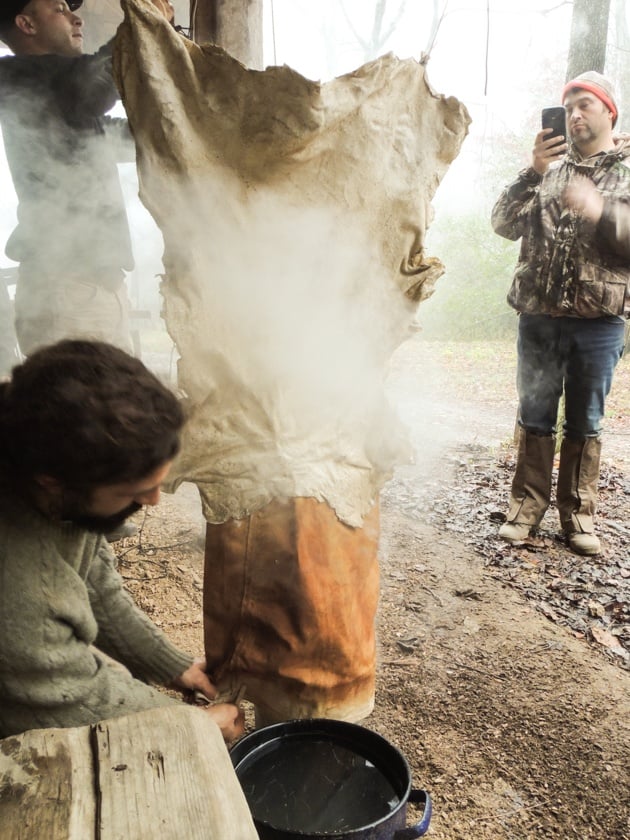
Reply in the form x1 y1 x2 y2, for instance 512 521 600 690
491 136 630 319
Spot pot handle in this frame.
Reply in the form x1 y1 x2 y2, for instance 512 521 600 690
393 789 432 839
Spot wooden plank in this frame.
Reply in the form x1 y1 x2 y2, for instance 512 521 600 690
0 726 95 840
0 706 257 839
94 706 258 840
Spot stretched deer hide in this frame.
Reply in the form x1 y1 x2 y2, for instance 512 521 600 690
113 0 470 527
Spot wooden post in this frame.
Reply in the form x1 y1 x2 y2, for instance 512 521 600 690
191 0 263 69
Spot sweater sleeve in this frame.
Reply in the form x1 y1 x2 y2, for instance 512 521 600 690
491 167 543 241
87 541 193 686
0 529 187 738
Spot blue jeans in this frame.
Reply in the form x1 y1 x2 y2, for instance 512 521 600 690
517 314 625 439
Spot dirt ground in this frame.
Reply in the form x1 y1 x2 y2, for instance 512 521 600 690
118 337 629 840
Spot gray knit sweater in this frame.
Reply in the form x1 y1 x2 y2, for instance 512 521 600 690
0 485 193 738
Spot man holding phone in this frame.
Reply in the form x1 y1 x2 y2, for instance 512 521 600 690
491 71 629 556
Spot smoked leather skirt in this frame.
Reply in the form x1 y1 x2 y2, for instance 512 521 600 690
203 497 380 725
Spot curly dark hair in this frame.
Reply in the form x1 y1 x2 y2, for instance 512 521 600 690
0 339 184 490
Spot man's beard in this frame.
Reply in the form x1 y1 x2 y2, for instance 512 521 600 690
570 124 595 149
61 496 143 533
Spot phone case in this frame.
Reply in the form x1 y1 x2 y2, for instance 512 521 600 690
542 107 566 141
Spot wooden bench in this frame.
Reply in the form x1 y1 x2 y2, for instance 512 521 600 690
0 706 258 839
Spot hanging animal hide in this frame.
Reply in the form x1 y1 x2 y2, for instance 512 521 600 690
113 0 471 527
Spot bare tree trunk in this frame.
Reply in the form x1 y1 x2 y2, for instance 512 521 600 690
423 0 443 58
611 0 630 123
191 0 263 69
340 0 408 62
566 0 611 80
369 0 388 57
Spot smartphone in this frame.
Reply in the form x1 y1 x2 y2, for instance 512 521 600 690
542 106 567 141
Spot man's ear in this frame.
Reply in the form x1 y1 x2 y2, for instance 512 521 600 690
32 474 66 519
14 13 36 36
34 474 63 495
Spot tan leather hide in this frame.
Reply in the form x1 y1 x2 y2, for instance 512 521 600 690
113 0 471 526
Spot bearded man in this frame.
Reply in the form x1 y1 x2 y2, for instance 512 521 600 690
492 72 629 555
0 339 242 741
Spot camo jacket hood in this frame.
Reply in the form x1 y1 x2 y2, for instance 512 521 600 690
491 134 630 319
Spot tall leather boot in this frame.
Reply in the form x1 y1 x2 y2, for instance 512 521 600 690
499 428 555 544
556 436 602 556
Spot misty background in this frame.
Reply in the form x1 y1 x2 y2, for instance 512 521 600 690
1 0 630 359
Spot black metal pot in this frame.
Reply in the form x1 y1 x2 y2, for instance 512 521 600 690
230 718 432 840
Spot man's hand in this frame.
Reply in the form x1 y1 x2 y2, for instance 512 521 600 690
563 176 604 224
171 658 218 702
149 0 175 22
204 702 246 742
532 128 568 175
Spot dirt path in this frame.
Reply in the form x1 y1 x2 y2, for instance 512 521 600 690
120 336 630 839
376 492 629 839
376 337 630 838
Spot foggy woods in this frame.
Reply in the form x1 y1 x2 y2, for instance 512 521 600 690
0 2 628 839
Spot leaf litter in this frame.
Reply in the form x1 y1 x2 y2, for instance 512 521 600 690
382 444 630 669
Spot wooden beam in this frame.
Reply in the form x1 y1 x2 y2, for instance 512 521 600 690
0 727 95 839
0 707 258 839
191 0 263 69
